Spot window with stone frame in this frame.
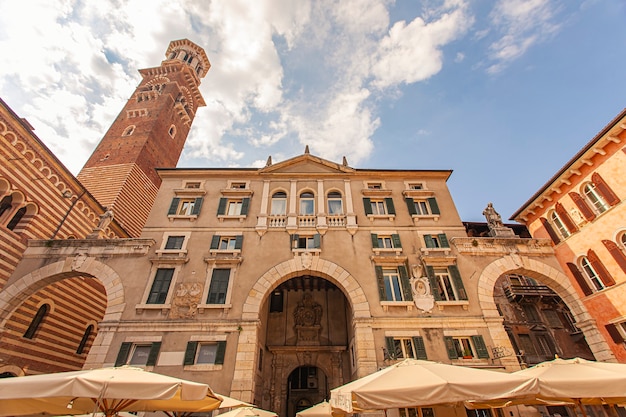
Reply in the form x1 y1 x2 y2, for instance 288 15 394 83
444 335 489 359
146 268 175 304
115 342 161 366
385 336 428 360
426 265 467 302
183 341 226 365
167 197 203 216
375 265 412 302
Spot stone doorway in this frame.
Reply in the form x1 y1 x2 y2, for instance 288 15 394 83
258 275 352 417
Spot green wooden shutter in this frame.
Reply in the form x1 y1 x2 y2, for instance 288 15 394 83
168 198 180 215
385 337 395 360
444 336 458 359
375 266 386 300
412 336 428 360
405 197 417 215
191 197 203 215
183 341 198 365
115 342 132 366
427 197 440 215
392 234 402 248
398 265 412 301
472 335 490 359
424 235 435 248
426 266 441 301
313 234 321 249
241 198 250 215
215 341 226 364
363 198 372 215
385 198 396 215
371 233 379 248
217 198 227 215
146 342 162 366
449 265 467 300
235 235 243 250
210 235 221 250
439 233 449 248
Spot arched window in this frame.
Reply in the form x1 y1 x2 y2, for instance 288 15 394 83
6 206 25 230
270 192 287 215
549 210 570 239
580 256 604 291
23 304 49 339
299 192 315 215
327 191 343 214
0 195 12 217
583 183 608 214
76 324 94 354
122 125 135 136
168 125 176 138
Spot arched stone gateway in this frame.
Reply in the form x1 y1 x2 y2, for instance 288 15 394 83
232 256 376 411
476 255 615 362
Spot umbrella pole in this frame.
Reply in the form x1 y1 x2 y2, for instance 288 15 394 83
575 400 588 417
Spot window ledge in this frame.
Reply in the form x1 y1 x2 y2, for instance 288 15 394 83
362 189 392 197
197 304 232 313
373 248 403 256
402 190 435 198
217 214 247 222
367 214 395 222
420 247 451 256
292 249 322 255
411 214 439 222
183 364 223 371
135 304 171 314
220 188 253 197
436 300 469 310
155 249 188 256
149 255 189 264
173 188 206 196
168 214 198 222
380 301 414 312
204 256 242 266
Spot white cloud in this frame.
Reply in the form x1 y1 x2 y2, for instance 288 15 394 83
486 0 563 73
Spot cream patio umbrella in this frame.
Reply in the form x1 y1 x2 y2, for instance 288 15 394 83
329 359 538 413
0 366 222 417
296 401 342 417
467 357 626 417
214 406 277 417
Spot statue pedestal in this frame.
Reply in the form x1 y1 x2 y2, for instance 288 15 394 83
489 227 515 237
86 227 105 239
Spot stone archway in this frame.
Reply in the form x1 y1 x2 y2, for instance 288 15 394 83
231 255 376 405
476 255 615 362
0 256 125 328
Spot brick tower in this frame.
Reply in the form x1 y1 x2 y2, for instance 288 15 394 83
77 39 209 237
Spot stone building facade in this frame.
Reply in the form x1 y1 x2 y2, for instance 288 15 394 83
512 108 626 362
1 150 614 417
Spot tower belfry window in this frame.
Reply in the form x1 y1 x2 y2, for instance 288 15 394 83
122 125 135 136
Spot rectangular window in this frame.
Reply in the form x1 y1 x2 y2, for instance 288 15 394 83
368 183 383 189
444 335 489 359
210 235 243 252
207 269 230 304
363 198 396 216
167 197 203 216
147 268 174 304
371 233 402 250
228 200 243 215
184 341 226 365
217 197 250 216
371 199 387 215
424 234 449 249
292 234 321 250
426 265 467 301
185 182 201 189
164 235 185 250
405 197 440 216
385 337 427 360
383 268 403 301
129 345 153 365
231 182 246 189
219 237 238 250
408 183 424 190
115 342 161 367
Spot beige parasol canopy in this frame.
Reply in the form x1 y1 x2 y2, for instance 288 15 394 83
329 359 538 413
215 406 277 417
0 366 222 417
296 401 343 417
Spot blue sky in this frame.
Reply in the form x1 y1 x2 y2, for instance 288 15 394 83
0 0 625 222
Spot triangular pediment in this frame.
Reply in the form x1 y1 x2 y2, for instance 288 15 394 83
259 153 355 174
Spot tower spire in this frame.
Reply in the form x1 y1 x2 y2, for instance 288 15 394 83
77 39 210 237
